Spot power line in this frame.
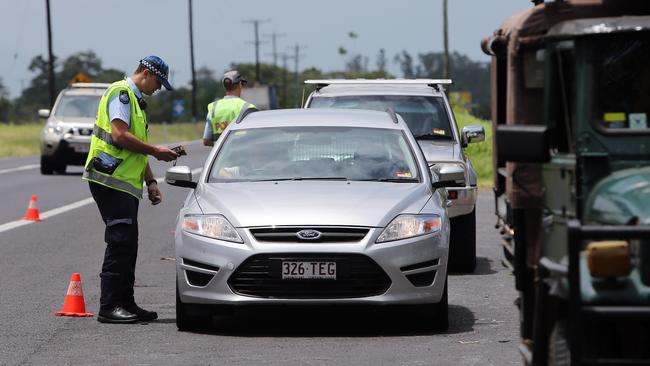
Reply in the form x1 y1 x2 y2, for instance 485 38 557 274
243 18 270 82
263 31 285 67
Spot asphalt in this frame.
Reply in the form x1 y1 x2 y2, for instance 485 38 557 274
0 143 519 366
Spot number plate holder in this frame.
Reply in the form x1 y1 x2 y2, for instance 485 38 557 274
280 260 337 280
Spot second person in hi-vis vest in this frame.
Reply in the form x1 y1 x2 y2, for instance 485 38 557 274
202 70 256 146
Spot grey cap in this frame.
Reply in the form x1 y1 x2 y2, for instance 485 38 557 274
222 70 247 85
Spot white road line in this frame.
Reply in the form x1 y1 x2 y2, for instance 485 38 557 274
0 164 40 175
0 167 202 234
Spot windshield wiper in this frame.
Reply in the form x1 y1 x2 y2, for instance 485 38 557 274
415 134 453 140
356 178 419 183
290 177 349 181
252 177 349 182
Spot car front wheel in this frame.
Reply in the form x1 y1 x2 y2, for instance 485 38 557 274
40 156 54 175
176 282 212 332
449 208 477 273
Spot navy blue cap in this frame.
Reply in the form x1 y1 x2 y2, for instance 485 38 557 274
140 55 172 91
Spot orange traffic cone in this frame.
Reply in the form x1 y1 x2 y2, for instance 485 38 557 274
22 195 44 221
55 273 93 317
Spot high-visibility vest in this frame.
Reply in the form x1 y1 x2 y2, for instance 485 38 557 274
207 97 255 140
82 80 148 199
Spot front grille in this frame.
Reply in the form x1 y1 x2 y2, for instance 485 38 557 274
77 128 93 136
228 253 391 298
249 227 369 243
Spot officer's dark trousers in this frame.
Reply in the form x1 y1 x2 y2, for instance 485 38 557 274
89 182 139 312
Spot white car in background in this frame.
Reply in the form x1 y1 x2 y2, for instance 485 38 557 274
304 79 485 272
39 83 108 174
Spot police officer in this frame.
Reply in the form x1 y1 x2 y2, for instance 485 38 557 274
83 55 178 324
202 70 256 146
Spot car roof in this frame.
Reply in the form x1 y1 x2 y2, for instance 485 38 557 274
310 84 445 97
233 108 407 130
62 83 110 96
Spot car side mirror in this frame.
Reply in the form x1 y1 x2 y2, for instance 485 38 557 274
496 125 550 163
461 125 485 147
165 166 197 188
38 109 51 119
431 165 465 189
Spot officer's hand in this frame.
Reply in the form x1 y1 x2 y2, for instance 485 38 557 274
148 182 162 205
153 146 178 162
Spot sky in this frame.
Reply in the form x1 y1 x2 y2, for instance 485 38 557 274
0 0 530 98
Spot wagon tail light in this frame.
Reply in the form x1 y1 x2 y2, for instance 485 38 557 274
586 240 631 278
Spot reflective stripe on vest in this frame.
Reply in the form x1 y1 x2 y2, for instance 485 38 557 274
83 169 143 198
93 125 117 146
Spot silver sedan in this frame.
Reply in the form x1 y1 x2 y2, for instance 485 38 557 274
166 108 464 331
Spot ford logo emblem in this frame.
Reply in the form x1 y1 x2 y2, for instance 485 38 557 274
296 229 322 240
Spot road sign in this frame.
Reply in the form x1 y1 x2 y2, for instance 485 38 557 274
172 99 185 119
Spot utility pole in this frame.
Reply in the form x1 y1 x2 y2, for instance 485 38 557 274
243 19 270 83
188 0 197 121
280 53 290 106
45 0 55 108
264 31 285 67
289 44 307 107
442 0 450 79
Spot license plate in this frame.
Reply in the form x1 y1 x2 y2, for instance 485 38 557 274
281 261 336 280
73 144 89 153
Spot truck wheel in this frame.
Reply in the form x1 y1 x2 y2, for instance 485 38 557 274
176 283 211 332
548 320 570 366
449 208 477 273
40 156 54 175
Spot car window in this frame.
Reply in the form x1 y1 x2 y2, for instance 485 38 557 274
590 33 650 133
309 95 453 139
53 94 101 118
209 126 420 183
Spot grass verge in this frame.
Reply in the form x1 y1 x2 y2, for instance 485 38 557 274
0 121 205 159
455 112 493 190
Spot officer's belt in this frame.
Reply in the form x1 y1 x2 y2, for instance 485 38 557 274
93 125 118 147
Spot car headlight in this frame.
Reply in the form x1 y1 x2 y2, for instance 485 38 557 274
376 214 442 243
46 123 65 134
182 214 243 243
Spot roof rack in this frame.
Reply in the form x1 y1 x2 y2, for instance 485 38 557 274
304 79 453 91
386 108 399 124
69 82 111 88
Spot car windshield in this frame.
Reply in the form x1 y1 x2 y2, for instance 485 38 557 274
309 95 453 139
208 126 420 183
591 33 650 133
53 94 101 118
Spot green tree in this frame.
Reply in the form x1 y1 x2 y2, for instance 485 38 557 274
0 77 12 122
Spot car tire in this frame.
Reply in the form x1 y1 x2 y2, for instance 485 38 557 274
176 283 211 332
416 275 449 331
449 208 477 273
54 163 66 174
40 156 55 175
548 319 570 366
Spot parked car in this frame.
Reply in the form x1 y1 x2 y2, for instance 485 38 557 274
304 79 485 272
39 83 109 174
166 108 464 331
